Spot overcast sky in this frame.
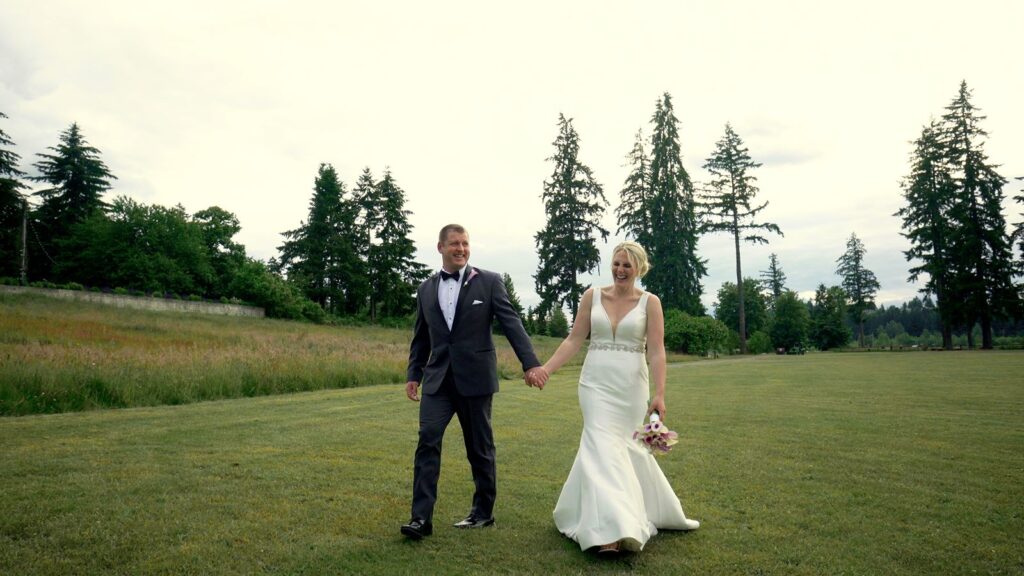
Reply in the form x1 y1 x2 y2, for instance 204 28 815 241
2 1 1021 311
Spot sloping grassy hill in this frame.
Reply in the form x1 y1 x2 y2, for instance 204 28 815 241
2 291 664 415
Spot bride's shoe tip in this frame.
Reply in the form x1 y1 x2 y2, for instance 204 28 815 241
682 518 700 530
597 542 621 555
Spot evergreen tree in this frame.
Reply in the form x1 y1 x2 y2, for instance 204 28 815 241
759 253 787 310
645 93 705 314
527 305 547 336
896 120 958 349
327 173 368 315
30 123 116 280
713 278 768 339
1015 177 1023 306
1013 177 1023 257
364 169 429 319
836 232 881 347
534 114 609 320
809 284 851 350
615 129 652 248
350 167 378 312
493 273 526 334
547 306 570 338
941 81 1017 349
0 112 28 279
701 124 782 352
502 272 525 318
278 163 362 315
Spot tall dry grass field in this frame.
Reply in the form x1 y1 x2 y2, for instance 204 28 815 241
0 292 604 415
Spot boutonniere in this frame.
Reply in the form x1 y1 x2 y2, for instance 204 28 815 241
463 268 479 287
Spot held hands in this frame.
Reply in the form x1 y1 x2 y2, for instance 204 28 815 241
524 366 549 390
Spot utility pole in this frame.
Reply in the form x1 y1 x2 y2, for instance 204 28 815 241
20 196 27 285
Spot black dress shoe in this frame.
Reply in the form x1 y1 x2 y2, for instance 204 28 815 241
400 519 433 539
453 514 495 529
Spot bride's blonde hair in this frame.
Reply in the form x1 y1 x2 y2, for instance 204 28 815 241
611 241 651 279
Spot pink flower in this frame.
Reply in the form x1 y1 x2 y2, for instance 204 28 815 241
633 419 680 456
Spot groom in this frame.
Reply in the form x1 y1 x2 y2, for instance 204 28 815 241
401 224 548 540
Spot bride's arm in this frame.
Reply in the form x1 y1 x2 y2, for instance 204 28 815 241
540 288 594 376
645 294 668 420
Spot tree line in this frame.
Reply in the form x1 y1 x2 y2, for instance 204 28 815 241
528 84 1022 351
2 81 1021 350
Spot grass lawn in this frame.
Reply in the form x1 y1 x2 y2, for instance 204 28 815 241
2 350 1022 574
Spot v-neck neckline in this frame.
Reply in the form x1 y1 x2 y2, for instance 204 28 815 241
599 289 644 341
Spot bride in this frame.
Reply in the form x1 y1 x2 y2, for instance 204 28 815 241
533 241 699 554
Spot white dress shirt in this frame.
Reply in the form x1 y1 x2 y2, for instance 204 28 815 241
438 265 467 330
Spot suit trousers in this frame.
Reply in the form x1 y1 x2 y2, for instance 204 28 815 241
411 370 496 523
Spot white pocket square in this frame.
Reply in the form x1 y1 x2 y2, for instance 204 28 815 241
472 299 484 305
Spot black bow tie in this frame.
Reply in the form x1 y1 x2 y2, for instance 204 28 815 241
440 269 461 282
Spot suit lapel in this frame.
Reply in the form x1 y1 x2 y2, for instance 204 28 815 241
424 273 449 332
451 267 478 333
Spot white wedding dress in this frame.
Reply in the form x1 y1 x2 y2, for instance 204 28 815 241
553 289 698 552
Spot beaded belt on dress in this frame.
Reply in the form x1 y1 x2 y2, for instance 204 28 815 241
589 342 645 353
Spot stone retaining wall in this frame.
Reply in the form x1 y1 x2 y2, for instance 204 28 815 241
0 285 265 318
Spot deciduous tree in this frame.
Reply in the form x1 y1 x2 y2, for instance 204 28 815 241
809 284 851 350
713 278 768 340
193 206 246 299
770 291 809 351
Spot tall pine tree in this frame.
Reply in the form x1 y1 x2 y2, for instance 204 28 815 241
1014 177 1023 257
615 129 652 249
836 232 880 347
364 168 428 320
701 123 782 353
759 253 787 311
941 82 1017 348
0 112 28 279
278 164 365 315
896 120 958 349
493 272 526 333
534 114 609 320
1014 178 1023 287
645 93 705 314
30 122 116 280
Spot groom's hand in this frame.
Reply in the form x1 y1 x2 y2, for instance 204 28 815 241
405 381 421 402
525 367 548 390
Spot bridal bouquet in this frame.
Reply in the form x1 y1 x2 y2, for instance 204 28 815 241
633 413 679 456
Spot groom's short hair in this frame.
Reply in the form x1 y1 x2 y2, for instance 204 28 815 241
439 224 467 243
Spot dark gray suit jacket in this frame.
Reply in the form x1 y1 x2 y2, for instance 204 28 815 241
407 267 539 397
